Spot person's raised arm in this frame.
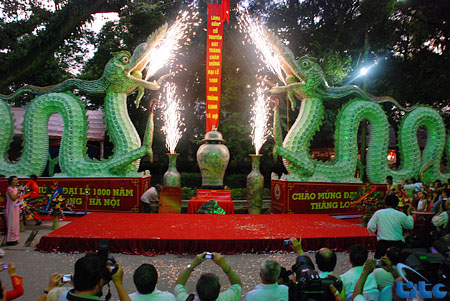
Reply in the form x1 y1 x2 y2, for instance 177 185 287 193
38 273 63 301
176 252 207 286
290 237 304 255
367 213 378 234
352 259 376 300
402 206 414 229
212 253 241 287
110 263 130 301
380 256 400 279
328 274 345 301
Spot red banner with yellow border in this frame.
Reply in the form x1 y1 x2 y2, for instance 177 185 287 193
206 4 224 132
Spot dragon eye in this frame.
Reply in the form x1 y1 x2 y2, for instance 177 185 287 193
301 60 309 68
120 56 129 64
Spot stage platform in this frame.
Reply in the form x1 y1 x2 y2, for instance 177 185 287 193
36 212 375 255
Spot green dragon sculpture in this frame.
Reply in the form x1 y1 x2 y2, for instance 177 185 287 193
0 24 170 177
268 38 449 183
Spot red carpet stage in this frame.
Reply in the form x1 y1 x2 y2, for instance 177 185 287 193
37 213 375 255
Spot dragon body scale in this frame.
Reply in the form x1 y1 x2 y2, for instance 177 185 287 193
0 25 169 177
269 39 449 183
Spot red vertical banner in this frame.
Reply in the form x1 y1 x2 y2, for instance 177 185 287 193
206 4 223 132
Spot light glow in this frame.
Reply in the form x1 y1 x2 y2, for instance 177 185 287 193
250 83 271 155
144 10 199 80
160 82 185 154
238 13 286 84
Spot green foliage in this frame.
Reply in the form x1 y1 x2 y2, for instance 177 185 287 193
230 188 245 200
180 172 202 188
224 174 248 188
181 186 196 199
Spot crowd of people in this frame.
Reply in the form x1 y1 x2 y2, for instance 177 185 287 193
9 238 410 301
1 175 449 300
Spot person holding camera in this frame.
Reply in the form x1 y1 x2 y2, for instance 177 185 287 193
57 254 130 301
0 262 23 300
367 194 414 259
371 247 401 291
38 273 70 301
340 245 377 297
129 263 175 300
243 259 288 301
174 252 241 301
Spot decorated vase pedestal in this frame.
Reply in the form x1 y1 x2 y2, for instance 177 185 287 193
197 129 229 189
246 154 264 214
163 153 180 187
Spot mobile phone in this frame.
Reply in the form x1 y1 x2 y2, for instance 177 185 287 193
284 239 292 245
62 274 72 283
204 252 213 259
2 264 8 269
375 260 383 268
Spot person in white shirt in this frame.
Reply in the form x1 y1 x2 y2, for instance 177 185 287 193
140 185 162 213
367 194 414 258
315 248 337 278
174 252 241 301
371 246 401 291
129 263 175 301
432 197 450 231
416 191 428 211
243 260 288 301
340 245 378 296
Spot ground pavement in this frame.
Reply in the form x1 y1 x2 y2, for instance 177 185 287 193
1 218 362 300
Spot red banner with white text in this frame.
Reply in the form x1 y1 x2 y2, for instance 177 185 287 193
206 4 224 132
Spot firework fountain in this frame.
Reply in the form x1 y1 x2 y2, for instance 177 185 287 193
161 82 185 187
149 9 197 187
239 13 281 213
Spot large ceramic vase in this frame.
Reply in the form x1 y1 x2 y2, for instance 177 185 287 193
246 154 264 214
163 153 181 187
197 130 229 188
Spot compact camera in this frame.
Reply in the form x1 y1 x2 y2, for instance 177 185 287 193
2 264 8 270
62 274 72 283
284 239 292 245
375 260 383 268
204 252 213 259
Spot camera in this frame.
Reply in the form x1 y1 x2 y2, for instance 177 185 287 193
97 239 118 281
375 260 383 268
204 252 213 259
284 239 292 245
2 264 8 270
290 255 342 301
61 274 72 283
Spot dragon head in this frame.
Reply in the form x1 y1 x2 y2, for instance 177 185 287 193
103 23 169 106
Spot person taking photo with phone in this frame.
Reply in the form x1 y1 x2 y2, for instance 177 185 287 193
0 262 24 300
175 252 241 301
